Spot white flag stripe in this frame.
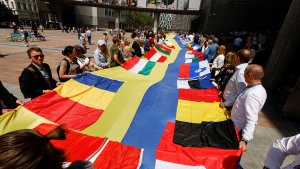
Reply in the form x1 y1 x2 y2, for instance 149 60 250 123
136 149 144 169
185 53 196 59
155 160 206 169
199 60 210 77
129 59 148 73
149 52 162 62
177 80 190 89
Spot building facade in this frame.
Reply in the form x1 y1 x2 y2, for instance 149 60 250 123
159 13 173 30
1 0 40 24
175 14 194 32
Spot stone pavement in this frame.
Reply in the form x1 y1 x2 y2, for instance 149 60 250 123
0 28 299 168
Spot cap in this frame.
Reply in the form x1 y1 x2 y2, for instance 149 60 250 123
97 40 105 46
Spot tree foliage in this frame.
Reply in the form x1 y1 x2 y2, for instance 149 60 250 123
0 2 17 22
123 11 154 28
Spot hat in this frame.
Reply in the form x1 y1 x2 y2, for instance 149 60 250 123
97 40 105 46
81 33 86 37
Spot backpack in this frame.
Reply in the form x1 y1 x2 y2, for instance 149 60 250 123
57 58 70 82
24 31 28 37
19 67 37 98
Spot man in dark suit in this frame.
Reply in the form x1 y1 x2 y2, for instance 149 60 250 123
251 44 271 69
21 47 62 99
132 37 142 57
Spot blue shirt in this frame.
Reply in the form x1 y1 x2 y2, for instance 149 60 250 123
32 63 52 89
234 38 243 46
204 43 219 63
144 39 150 53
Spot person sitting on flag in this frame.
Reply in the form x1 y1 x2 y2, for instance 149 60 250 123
20 47 62 99
230 64 267 152
264 134 300 169
220 49 251 109
0 125 95 169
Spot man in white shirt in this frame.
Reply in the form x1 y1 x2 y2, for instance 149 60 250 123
86 28 92 45
230 64 267 151
188 33 194 41
220 49 250 108
264 134 300 169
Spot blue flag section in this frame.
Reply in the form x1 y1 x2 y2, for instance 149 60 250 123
121 38 187 169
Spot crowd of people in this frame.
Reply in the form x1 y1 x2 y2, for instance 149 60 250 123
0 26 299 168
177 30 300 168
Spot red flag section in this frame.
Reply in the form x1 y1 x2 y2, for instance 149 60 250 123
34 123 143 169
179 88 222 103
156 122 243 169
24 91 104 131
179 63 190 79
123 57 141 70
164 43 175 49
93 140 143 169
157 44 172 52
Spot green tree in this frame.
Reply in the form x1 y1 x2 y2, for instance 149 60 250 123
123 11 154 29
0 2 17 22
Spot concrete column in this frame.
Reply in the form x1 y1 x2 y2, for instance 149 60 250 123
262 0 300 93
115 9 120 31
92 7 98 27
55 2 63 25
154 12 159 33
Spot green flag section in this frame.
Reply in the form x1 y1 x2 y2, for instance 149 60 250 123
154 45 171 56
138 60 156 75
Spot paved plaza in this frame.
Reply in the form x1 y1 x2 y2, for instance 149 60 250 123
0 28 299 168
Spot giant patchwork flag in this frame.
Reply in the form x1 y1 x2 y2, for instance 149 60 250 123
179 60 211 79
23 73 124 131
155 122 243 169
34 123 143 169
144 48 167 63
123 57 156 76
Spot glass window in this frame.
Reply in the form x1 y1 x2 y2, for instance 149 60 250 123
108 9 111 16
36 13 38 17
29 4 32 10
34 5 36 11
23 4 27 10
105 8 108 16
112 9 114 17
17 3 21 9
6 0 9 7
11 2 14 8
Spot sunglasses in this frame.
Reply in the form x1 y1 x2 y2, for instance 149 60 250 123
32 55 44 58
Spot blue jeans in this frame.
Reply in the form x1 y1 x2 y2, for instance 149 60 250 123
88 36 91 44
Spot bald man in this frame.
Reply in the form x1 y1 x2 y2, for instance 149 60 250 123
220 49 251 108
230 64 267 152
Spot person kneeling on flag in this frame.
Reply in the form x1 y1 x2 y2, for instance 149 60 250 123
0 125 95 169
229 64 267 152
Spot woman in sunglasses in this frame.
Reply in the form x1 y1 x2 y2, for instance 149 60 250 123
58 46 82 82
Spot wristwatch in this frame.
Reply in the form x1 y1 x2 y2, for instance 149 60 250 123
241 138 248 145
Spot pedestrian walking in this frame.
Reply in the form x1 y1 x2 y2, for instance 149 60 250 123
86 29 92 45
20 27 29 47
40 24 44 33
